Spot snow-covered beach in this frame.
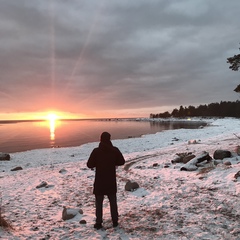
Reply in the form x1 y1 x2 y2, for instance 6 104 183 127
0 117 240 240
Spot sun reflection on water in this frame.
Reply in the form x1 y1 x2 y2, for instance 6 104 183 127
49 118 55 141
46 113 59 145
35 113 61 148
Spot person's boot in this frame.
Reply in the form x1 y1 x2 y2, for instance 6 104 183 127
94 223 103 230
113 222 118 227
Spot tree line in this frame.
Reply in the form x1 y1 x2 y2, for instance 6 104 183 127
150 100 240 118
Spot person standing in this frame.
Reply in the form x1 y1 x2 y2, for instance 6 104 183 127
87 132 125 229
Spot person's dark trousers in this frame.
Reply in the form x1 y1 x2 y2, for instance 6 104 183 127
95 194 119 224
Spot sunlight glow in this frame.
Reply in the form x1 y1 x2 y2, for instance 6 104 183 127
47 113 58 122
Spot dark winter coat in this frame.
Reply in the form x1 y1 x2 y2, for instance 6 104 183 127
87 141 125 195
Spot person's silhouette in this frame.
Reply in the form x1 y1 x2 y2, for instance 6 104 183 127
87 132 125 229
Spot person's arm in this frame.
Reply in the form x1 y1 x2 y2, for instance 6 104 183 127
87 149 97 168
115 148 125 166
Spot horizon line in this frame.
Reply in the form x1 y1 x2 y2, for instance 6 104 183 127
0 117 144 123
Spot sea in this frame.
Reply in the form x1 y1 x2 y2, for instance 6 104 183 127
0 118 206 153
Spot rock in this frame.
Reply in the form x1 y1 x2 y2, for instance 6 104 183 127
213 150 231 160
62 206 83 220
0 153 10 161
224 161 231 166
180 151 212 171
36 181 48 189
11 166 23 171
79 219 86 224
62 207 76 220
171 156 182 164
153 163 159 167
125 180 139 191
59 168 67 173
234 171 240 179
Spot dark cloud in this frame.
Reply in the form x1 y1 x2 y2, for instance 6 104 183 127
0 0 239 117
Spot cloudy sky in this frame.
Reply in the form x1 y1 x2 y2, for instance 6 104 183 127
0 0 239 119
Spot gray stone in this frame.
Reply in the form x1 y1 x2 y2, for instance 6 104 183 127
62 207 82 221
11 166 23 171
0 153 10 161
125 180 139 191
171 156 182 164
234 171 240 179
224 161 231 166
213 150 231 160
59 168 67 174
36 181 48 189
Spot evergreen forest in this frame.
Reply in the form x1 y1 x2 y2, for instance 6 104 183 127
150 100 240 118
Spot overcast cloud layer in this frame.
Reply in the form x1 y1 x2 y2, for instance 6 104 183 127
0 0 239 118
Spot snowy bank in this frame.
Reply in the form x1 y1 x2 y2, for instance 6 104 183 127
0 118 240 239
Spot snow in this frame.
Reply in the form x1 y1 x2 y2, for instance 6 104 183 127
0 117 240 240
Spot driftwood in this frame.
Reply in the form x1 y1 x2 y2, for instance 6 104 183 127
180 151 212 171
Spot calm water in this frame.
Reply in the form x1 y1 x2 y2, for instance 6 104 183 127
0 119 206 153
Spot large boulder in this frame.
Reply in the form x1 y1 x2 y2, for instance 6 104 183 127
0 153 10 161
213 150 231 160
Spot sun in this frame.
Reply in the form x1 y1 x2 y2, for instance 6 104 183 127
39 111 82 121
46 113 59 121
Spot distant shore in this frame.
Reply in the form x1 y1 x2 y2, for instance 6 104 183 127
0 117 141 124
